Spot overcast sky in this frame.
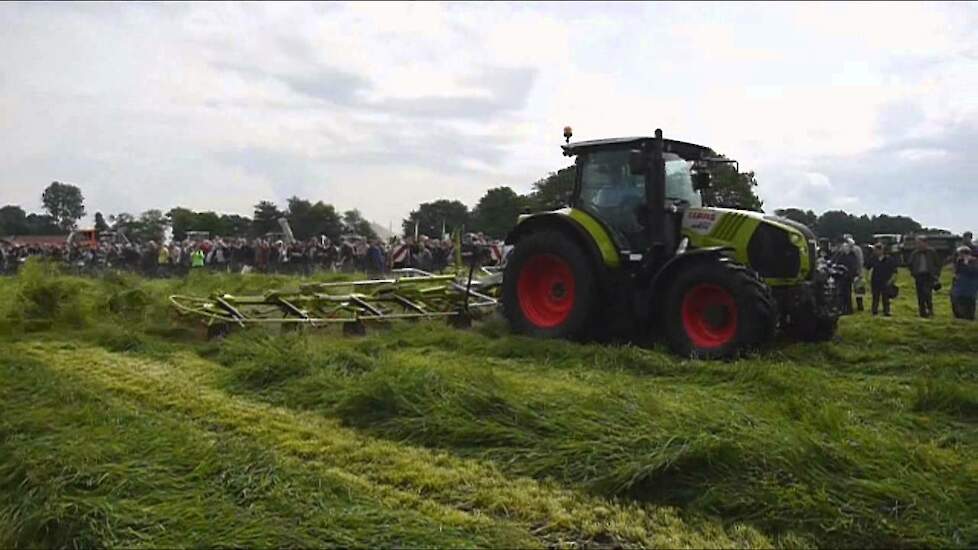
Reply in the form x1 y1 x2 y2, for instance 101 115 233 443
2 1 977 233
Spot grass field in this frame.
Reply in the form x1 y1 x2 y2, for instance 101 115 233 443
1 259 976 548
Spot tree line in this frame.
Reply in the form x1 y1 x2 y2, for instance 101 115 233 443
1 169 950 245
0 182 379 244
771 208 950 243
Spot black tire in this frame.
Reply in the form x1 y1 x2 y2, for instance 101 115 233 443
661 259 776 359
785 309 838 342
502 230 598 340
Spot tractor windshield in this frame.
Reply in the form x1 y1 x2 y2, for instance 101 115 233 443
665 156 701 207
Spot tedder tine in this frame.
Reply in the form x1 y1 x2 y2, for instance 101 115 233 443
214 296 247 327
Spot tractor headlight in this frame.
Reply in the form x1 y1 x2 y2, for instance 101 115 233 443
790 233 803 245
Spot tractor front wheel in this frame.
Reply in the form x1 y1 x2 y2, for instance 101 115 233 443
662 260 776 359
503 231 598 340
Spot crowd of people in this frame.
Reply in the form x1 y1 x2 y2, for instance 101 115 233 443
4 227 975 321
0 233 508 278
828 231 977 321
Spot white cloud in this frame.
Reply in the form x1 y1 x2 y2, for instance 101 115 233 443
1 1 977 234
897 148 949 162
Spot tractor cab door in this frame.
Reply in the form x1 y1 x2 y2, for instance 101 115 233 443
576 149 650 252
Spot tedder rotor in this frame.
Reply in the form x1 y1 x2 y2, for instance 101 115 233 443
170 264 501 337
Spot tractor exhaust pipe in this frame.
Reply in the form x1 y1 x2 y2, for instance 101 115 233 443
647 128 666 265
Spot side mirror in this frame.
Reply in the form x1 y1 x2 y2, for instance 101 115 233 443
692 171 712 191
629 150 646 175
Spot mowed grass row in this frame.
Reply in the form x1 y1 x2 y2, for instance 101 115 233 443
0 343 765 549
0 352 526 549
207 322 977 548
1 259 976 547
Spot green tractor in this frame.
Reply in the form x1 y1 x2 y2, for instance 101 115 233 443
502 128 841 358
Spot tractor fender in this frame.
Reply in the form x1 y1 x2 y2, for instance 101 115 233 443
504 213 611 283
648 246 733 296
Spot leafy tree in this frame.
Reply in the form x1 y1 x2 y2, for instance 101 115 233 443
471 187 525 239
93 212 109 232
342 209 377 240
774 208 818 231
402 199 470 239
0 205 29 235
219 214 253 238
871 214 921 237
24 213 60 235
853 214 873 244
190 211 223 236
285 197 343 241
253 200 285 237
41 181 86 232
526 165 576 211
166 207 197 241
815 210 858 241
111 210 169 243
701 165 763 211
135 209 169 243
109 212 136 236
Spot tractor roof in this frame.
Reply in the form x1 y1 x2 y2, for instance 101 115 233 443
561 136 721 161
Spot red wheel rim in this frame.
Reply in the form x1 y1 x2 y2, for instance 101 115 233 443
681 283 738 349
517 254 576 328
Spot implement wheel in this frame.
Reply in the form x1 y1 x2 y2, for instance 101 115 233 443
503 231 597 340
663 259 775 359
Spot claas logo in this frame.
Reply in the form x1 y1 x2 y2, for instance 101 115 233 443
688 211 716 221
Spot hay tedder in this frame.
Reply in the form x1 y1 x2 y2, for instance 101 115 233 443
170 266 502 337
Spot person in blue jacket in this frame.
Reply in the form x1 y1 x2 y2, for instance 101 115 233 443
951 246 978 320
366 239 386 277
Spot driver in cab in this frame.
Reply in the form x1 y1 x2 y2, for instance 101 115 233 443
589 161 644 237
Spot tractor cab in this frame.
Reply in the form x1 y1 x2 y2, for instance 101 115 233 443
563 135 727 262
559 132 739 276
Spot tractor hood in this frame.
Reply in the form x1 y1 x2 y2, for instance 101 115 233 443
764 214 817 242
685 207 813 241
682 207 815 283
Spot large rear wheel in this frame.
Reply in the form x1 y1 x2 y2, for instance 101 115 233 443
503 231 598 339
662 259 776 359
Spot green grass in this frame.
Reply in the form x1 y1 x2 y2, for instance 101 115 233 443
1 259 976 547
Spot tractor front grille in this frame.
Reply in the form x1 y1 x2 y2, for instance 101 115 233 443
748 224 800 279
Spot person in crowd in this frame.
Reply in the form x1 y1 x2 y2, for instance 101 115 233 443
831 238 861 315
961 231 975 254
950 245 978 321
157 242 170 278
845 237 866 312
865 243 898 317
190 246 206 269
366 239 385 277
907 236 942 318
140 241 157 277
339 238 356 272
253 239 269 273
170 243 183 275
